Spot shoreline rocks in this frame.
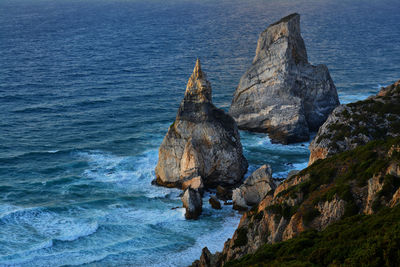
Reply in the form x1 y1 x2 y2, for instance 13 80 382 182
229 13 339 144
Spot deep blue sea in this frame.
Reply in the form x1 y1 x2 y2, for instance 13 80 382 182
0 0 399 266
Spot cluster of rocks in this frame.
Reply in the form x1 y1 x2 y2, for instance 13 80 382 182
154 13 340 219
146 13 400 267
150 11 400 267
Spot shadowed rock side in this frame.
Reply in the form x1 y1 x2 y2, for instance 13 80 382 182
192 137 400 266
309 79 400 165
155 59 248 191
229 13 339 144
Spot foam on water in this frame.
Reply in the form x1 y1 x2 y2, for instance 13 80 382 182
0 148 241 266
1 0 399 265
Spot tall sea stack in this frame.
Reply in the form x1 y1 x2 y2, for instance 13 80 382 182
229 13 339 144
155 59 248 191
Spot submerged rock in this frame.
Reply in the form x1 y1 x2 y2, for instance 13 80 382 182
155 59 248 190
182 187 202 220
229 13 339 144
232 164 276 210
309 79 400 165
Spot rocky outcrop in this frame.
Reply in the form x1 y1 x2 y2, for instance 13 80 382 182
232 164 276 210
229 13 339 144
191 247 222 267
182 187 202 220
193 136 400 265
309 79 400 165
155 59 248 190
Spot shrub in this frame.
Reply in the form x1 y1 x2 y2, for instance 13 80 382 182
233 227 248 248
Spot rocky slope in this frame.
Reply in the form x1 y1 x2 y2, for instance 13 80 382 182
225 204 400 266
229 13 339 144
155 59 248 190
309 80 400 165
192 137 400 266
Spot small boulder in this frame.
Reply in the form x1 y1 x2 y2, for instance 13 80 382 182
182 187 203 219
232 164 276 210
209 195 222 210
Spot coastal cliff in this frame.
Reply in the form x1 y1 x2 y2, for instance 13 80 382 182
193 137 400 266
309 80 400 165
229 13 339 144
192 76 400 266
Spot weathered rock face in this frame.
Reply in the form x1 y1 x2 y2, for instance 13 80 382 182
229 13 339 144
232 164 276 210
182 187 202 220
309 79 400 165
155 59 248 190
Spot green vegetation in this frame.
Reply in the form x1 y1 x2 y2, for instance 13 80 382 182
302 207 320 224
265 203 299 221
233 227 248 248
273 137 400 229
225 206 400 267
317 93 400 145
289 137 399 199
254 210 264 221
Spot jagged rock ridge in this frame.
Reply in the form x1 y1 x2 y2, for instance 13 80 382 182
229 13 339 144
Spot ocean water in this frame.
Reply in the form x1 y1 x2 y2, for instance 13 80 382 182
0 0 399 266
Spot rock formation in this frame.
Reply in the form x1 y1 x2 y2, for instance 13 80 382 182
229 13 339 144
182 187 202 220
193 136 400 265
232 164 276 210
309 79 400 165
155 59 248 190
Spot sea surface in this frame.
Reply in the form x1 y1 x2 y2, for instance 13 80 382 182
0 0 399 266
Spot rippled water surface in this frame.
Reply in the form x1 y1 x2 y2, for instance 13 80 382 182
0 0 399 265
